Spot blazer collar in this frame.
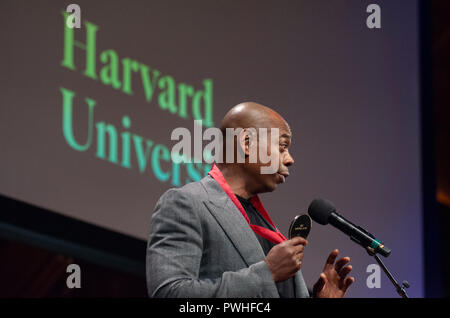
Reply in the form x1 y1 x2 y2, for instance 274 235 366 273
200 175 309 298
200 175 266 267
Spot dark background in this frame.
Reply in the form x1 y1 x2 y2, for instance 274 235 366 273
429 0 450 298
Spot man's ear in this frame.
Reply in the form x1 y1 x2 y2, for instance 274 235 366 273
239 128 258 162
237 129 249 160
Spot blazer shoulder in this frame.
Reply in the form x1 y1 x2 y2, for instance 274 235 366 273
157 176 210 206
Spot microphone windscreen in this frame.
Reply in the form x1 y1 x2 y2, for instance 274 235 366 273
308 198 336 225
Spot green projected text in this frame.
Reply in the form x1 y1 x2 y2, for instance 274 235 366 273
59 12 212 186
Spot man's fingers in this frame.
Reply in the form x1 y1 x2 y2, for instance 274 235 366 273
343 276 355 292
338 265 352 278
292 244 305 255
314 273 327 294
325 249 339 267
289 236 308 247
335 257 350 273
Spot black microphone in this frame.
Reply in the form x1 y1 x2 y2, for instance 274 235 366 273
308 198 391 257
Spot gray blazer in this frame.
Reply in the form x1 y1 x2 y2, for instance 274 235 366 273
146 175 310 298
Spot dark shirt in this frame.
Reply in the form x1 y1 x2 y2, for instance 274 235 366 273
236 194 296 298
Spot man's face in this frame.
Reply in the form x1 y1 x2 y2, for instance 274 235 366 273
244 120 294 193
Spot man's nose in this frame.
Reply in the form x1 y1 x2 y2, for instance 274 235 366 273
283 151 294 167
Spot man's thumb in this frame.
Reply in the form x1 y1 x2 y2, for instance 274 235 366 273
313 273 327 295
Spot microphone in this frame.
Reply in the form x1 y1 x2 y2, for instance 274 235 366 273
308 198 391 257
289 214 312 239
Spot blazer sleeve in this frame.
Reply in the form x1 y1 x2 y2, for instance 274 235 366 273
146 188 278 298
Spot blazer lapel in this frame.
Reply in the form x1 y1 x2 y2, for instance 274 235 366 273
201 176 266 267
294 270 310 298
200 175 309 298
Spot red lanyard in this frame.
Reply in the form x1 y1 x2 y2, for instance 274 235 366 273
208 164 287 244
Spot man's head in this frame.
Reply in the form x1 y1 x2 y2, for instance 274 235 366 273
218 102 294 196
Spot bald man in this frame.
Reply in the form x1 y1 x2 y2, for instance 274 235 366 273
146 102 354 298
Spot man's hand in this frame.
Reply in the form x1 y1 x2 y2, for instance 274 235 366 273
313 249 355 298
264 237 307 283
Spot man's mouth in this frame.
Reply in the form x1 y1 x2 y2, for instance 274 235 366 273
276 172 289 183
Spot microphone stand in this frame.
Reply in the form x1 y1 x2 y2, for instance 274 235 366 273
366 247 410 298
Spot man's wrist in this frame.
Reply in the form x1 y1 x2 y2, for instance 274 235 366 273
263 259 277 282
